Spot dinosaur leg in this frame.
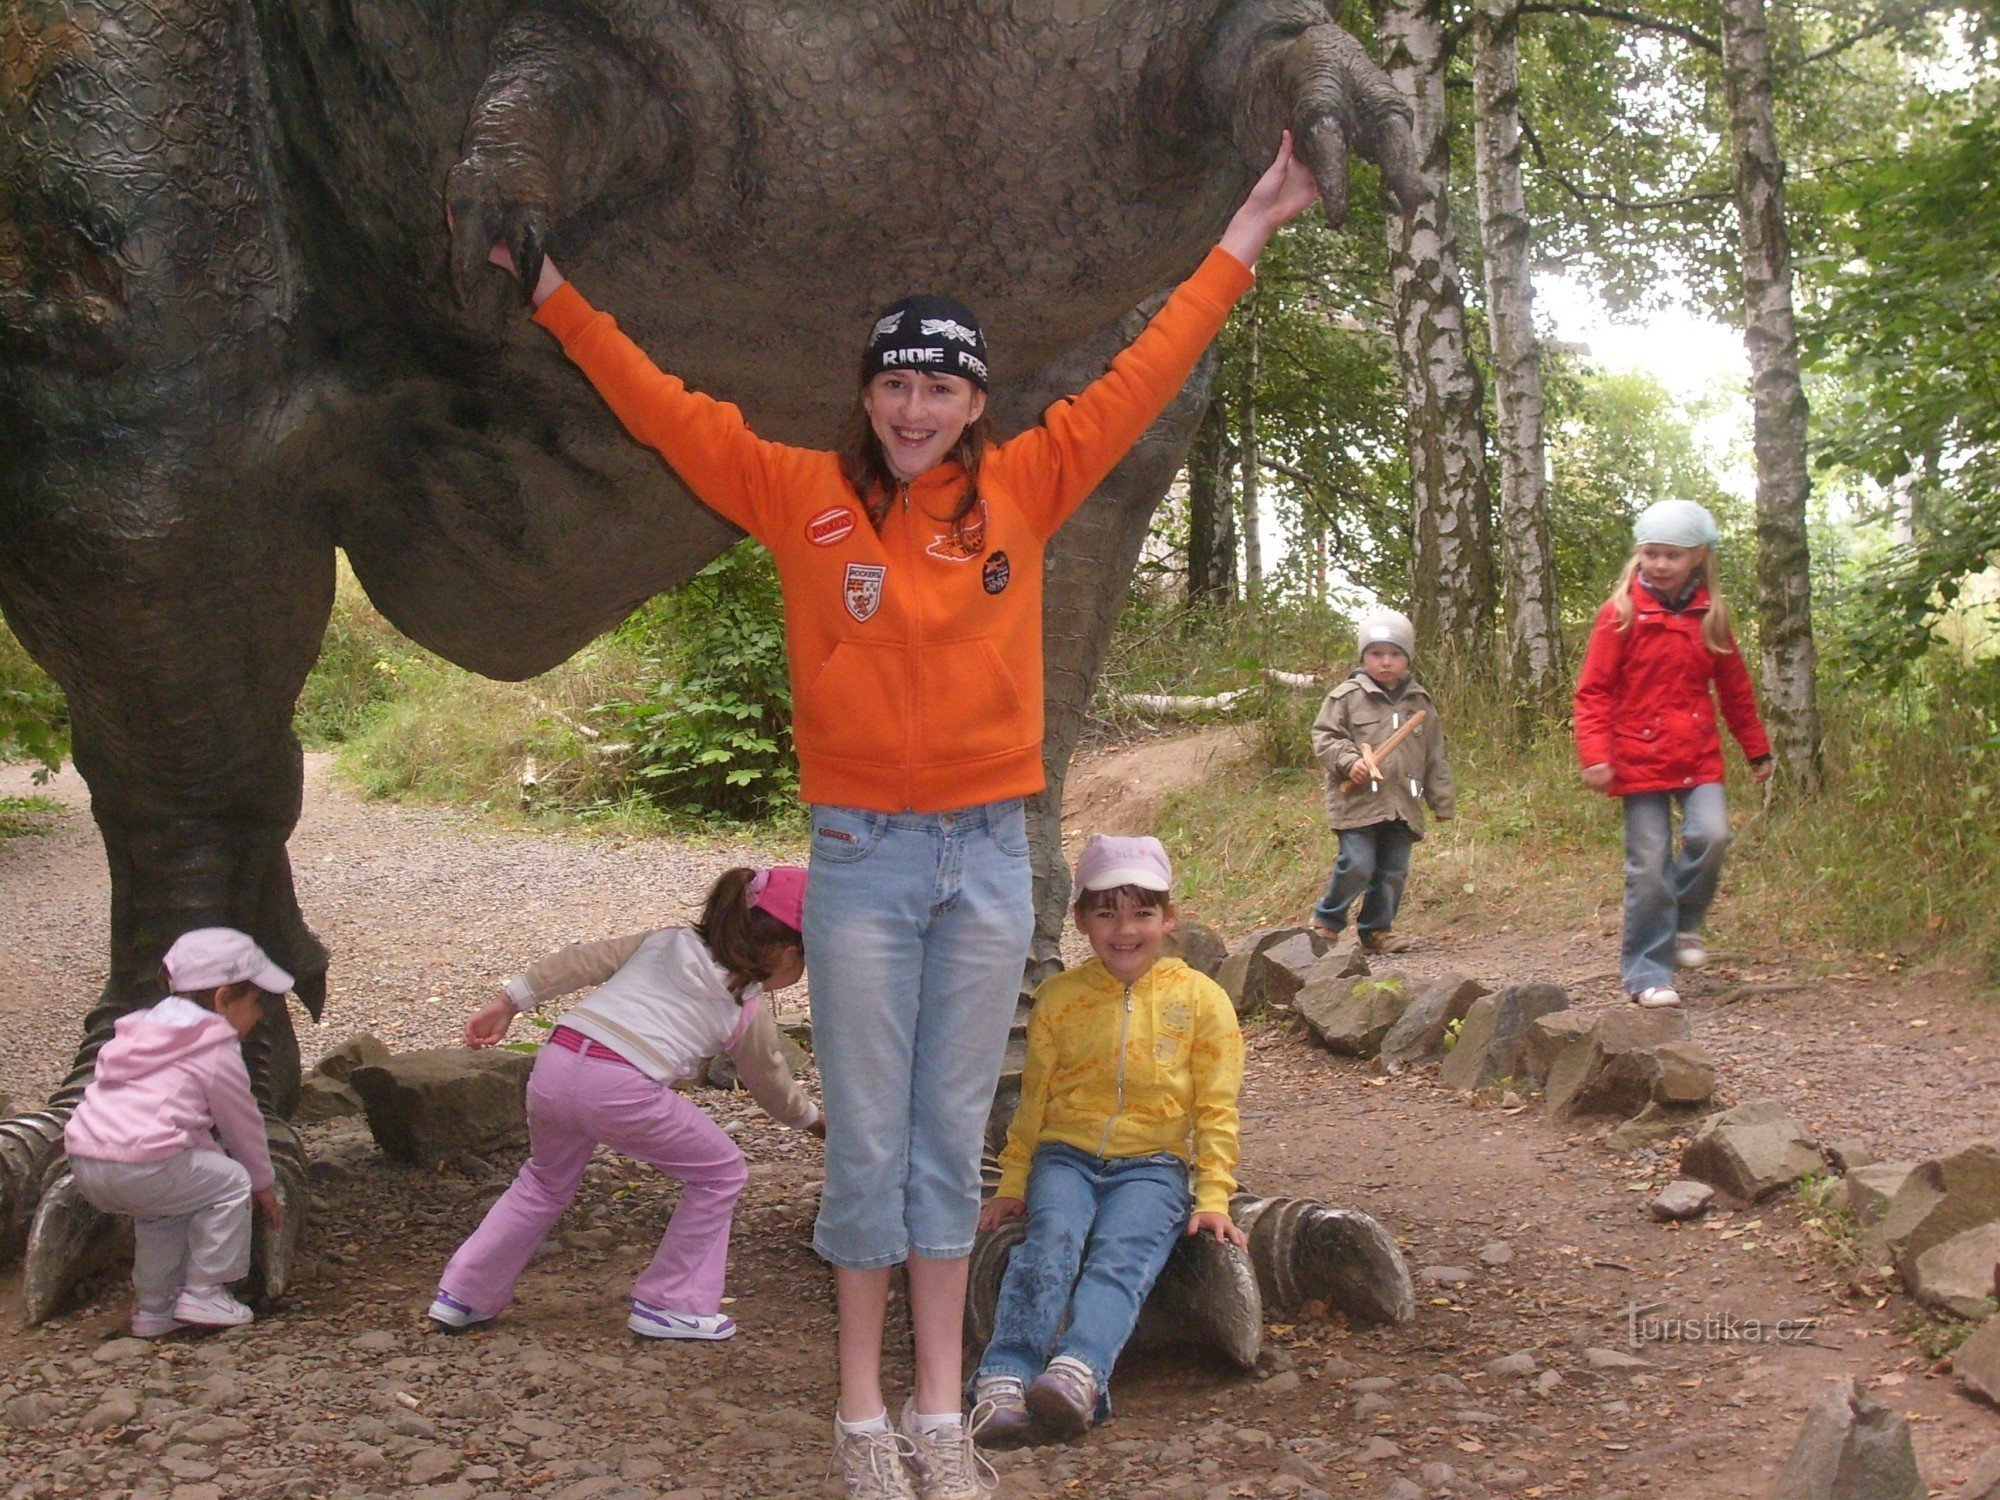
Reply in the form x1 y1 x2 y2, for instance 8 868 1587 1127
999 316 1221 982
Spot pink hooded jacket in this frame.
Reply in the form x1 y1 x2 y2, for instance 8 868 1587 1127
64 996 275 1190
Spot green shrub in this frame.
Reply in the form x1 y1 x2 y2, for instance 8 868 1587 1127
0 620 68 776
294 567 424 746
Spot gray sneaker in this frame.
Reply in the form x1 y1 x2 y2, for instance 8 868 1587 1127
898 1403 997 1497
830 1421 918 1500
1025 1355 1098 1440
969 1374 1033 1448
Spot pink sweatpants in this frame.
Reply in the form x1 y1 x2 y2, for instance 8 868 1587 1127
438 1039 748 1316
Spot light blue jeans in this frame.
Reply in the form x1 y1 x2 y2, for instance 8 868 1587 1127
977 1144 1191 1416
1313 819 1416 934
1621 781 1732 993
804 799 1034 1270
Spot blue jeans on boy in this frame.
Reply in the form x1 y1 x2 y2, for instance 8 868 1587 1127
804 799 1035 1271
1621 781 1731 993
1312 819 1415 934
978 1143 1191 1416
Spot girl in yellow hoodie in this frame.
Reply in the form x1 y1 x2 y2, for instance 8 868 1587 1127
972 836 1243 1444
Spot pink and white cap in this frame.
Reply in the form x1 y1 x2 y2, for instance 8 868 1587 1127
163 927 294 994
747 866 808 932
1073 834 1173 894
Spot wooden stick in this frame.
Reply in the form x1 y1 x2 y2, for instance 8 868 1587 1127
1345 709 1428 794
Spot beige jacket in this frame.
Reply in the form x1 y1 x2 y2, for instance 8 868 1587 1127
505 928 818 1131
1310 672 1455 835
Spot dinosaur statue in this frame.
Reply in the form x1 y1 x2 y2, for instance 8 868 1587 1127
0 0 1418 1314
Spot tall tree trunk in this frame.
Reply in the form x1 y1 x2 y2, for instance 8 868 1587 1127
1377 0 1497 660
1239 290 1264 606
1186 395 1239 607
1472 0 1563 726
1719 0 1822 791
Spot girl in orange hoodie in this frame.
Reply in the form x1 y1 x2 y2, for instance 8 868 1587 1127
476 139 1316 1499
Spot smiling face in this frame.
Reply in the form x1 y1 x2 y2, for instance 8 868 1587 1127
1075 887 1177 987
1637 542 1705 597
861 369 987 481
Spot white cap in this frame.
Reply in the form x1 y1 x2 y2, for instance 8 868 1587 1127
1073 834 1173 894
1356 609 1416 660
163 927 294 994
1633 500 1720 548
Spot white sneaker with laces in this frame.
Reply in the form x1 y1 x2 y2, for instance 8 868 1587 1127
131 1305 182 1339
1674 933 1709 968
898 1403 998 1498
830 1420 919 1500
627 1301 736 1340
173 1285 254 1328
1631 985 1682 1009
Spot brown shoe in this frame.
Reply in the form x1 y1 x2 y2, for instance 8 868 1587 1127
1359 931 1413 954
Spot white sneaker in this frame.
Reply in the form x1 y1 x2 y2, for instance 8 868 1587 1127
131 1306 182 1339
426 1291 493 1331
627 1301 736 1340
898 1403 997 1498
1631 986 1682 1009
830 1419 918 1500
1674 933 1709 968
173 1285 253 1328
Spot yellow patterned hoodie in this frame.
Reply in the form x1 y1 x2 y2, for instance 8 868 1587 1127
994 957 1244 1215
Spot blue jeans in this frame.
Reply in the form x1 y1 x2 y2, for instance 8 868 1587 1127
977 1144 1191 1414
1312 820 1416 934
1621 781 1732 992
804 799 1034 1270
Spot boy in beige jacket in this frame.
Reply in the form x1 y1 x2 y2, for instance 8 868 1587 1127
1309 611 1454 953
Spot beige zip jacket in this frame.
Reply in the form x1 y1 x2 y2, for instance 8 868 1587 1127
1310 671 1455 835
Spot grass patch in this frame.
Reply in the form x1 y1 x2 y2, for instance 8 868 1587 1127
0 794 63 847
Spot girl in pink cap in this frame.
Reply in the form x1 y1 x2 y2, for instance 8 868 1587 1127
428 866 820 1339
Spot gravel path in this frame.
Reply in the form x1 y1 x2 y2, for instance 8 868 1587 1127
0 756 800 1109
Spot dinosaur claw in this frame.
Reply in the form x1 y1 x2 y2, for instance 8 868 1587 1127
0 1111 70 1264
249 1119 311 1305
23 1167 117 1325
1235 1195 1415 1323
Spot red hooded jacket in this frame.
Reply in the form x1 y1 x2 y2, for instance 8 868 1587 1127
1573 581 1770 796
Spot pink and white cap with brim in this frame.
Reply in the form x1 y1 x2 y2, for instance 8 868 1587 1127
1073 834 1173 894
163 927 294 994
747 866 808 932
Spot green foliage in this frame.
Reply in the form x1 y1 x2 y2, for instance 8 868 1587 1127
0 794 63 846
608 543 797 821
295 566 427 747
0 621 68 777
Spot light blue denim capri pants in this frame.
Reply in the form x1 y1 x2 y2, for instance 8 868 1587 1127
804 798 1036 1270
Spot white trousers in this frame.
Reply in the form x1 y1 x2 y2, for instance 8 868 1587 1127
69 1149 253 1309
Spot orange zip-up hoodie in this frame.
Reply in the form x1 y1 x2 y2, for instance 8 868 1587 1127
534 248 1254 813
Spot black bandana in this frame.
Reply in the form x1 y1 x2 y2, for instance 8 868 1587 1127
862 295 990 389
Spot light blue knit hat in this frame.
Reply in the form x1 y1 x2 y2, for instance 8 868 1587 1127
1633 500 1720 548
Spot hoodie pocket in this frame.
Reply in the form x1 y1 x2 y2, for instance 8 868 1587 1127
796 640 909 765
916 638 1028 762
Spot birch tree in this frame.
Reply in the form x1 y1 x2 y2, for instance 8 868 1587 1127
1186 395 1239 607
1239 286 1266 605
1718 0 1823 790
1377 0 1497 659
1472 0 1564 718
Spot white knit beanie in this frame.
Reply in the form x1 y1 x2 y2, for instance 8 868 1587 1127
1633 500 1720 549
1356 609 1416 660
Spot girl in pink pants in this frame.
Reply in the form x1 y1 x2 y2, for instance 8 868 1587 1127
429 867 822 1340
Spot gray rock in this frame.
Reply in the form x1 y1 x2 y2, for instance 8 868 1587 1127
1438 984 1570 1092
1541 1006 1711 1120
81 1392 140 1431
1383 1482 1423 1500
1960 1317 2000 1404
706 1032 808 1090
1420 1265 1473 1285
350 1049 534 1167
1962 1443 2000 1499
1376 972 1490 1071
351 1329 399 1352
1351 1392 1394 1417
1295 971 1414 1056
1769 1376 1925 1500
1478 1240 1513 1265
1841 1162 1914 1225
4 1391 61 1428
1602 1099 1717 1151
314 1033 391 1083
1348 1377 1397 1394
181 1415 252 1443
295 1072 366 1123
1864 1140 2000 1283
1216 926 1311 1014
1824 1137 1875 1173
1535 1368 1565 1394
1485 1351 1536 1377
1520 1009 1596 1087
92 1336 153 1362
407 1447 463 1485
1418 1461 1458 1488
1165 921 1229 978
1252 931 1335 1011
1583 1347 1647 1370
1356 1436 1401 1461
1679 1100 1821 1202
1911 1222 2000 1319
1651 1179 1715 1221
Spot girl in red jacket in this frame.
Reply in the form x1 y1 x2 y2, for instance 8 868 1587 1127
1573 501 1773 1009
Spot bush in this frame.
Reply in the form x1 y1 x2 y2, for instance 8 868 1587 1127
0 620 68 777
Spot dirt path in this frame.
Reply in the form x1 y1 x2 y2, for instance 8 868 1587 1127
2 741 1998 1500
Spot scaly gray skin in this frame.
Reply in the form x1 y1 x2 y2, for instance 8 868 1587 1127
0 0 1417 1303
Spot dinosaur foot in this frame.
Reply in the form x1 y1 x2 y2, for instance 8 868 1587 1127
1233 1195 1415 1324
22 1117 313 1326
0 1109 70 1267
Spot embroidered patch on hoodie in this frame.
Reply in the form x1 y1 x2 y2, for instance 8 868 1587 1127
983 551 1011 594
843 563 885 621
805 505 857 547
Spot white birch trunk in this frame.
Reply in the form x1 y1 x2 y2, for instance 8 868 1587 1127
1472 0 1563 718
1719 0 1823 791
1377 0 1496 659
1240 290 1264 605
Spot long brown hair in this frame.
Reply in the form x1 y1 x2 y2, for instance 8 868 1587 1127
1607 546 1735 654
838 400 993 545
694 868 803 1000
